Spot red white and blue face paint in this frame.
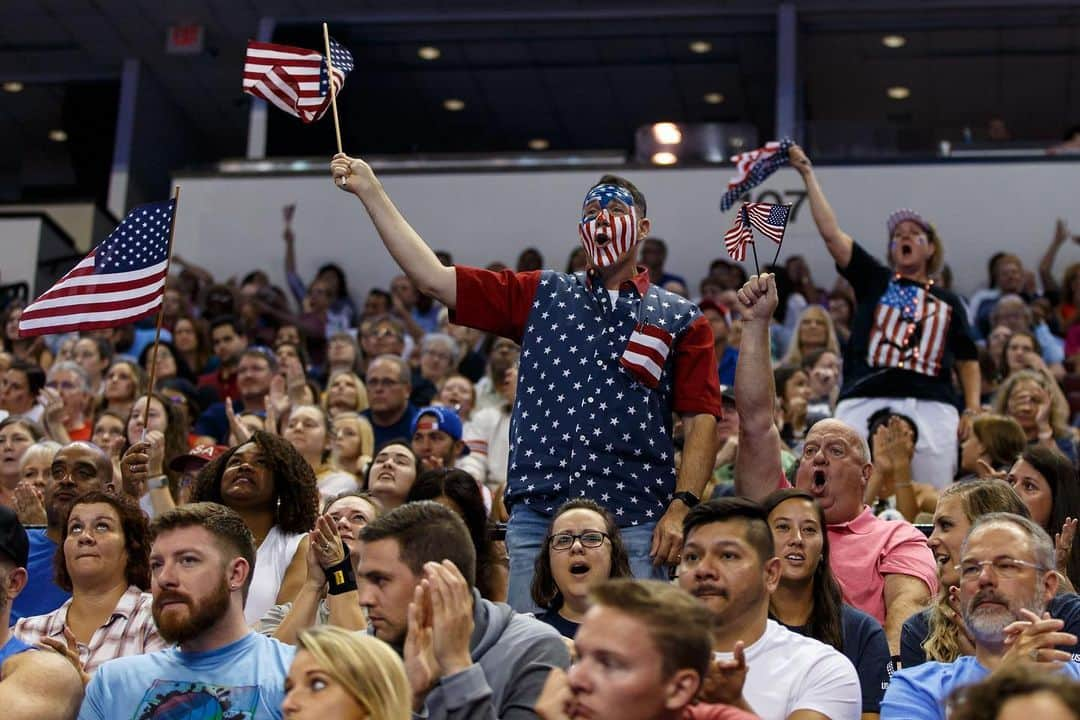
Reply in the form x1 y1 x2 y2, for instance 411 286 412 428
579 184 639 268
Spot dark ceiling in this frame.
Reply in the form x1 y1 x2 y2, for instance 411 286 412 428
0 1 1077 204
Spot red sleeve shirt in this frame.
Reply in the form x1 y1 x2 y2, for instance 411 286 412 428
452 266 543 343
673 314 723 418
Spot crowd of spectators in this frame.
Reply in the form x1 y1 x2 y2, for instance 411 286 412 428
0 142 1078 719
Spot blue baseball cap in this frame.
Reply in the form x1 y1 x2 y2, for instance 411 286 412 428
410 406 470 455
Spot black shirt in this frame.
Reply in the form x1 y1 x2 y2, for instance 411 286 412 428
839 243 977 408
534 609 581 639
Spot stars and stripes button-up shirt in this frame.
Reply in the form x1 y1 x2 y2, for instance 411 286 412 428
454 265 721 527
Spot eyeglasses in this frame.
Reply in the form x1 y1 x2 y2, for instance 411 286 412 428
549 531 609 551
956 558 1047 581
366 378 403 389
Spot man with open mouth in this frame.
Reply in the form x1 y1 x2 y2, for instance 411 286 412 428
331 153 722 613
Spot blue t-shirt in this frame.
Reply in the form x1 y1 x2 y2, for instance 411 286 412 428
718 345 738 387
0 634 33 664
10 528 70 623
363 403 419 449
78 632 295 720
882 655 1080 720
779 603 892 713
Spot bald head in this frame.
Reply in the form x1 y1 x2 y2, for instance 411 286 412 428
46 442 112 527
806 419 871 464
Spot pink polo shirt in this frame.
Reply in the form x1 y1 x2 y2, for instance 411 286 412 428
827 506 939 624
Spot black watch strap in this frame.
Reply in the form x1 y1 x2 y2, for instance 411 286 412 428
671 491 701 508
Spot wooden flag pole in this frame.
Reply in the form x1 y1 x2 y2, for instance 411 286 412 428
323 22 343 155
143 186 181 428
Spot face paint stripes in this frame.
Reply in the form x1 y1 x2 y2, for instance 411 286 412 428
579 207 638 268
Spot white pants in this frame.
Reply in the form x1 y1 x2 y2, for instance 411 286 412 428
835 396 958 489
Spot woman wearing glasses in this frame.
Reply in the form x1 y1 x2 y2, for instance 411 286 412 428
530 499 632 638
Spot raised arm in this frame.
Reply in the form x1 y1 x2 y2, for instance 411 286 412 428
789 145 855 270
331 154 457 309
1038 219 1069 297
734 274 785 501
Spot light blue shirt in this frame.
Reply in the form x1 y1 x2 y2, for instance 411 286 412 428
881 654 1080 720
78 632 295 720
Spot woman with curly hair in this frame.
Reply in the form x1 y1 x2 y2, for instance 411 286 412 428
192 430 318 624
763 489 892 716
529 498 632 638
13 491 165 679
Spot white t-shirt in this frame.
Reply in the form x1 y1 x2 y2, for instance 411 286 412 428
714 619 861 720
244 525 305 625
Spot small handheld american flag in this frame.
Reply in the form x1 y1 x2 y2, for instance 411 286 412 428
720 138 794 212
723 202 792 272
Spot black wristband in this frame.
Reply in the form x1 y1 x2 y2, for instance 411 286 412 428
890 654 902 672
323 557 358 595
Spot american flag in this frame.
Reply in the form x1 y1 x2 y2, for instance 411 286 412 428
18 200 175 337
720 138 794 212
723 204 754 262
242 37 354 124
867 280 952 376
745 202 791 243
619 322 673 389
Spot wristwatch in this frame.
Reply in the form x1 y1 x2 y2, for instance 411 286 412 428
671 491 701 509
147 475 169 491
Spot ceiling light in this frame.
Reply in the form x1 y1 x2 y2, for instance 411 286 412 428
651 151 677 166
418 46 441 60
688 40 712 54
652 122 682 145
703 92 725 105
527 138 550 151
443 98 465 111
2 81 23 93
886 86 910 100
881 35 907 49
48 129 68 142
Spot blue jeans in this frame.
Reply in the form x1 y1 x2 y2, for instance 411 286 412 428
505 505 668 613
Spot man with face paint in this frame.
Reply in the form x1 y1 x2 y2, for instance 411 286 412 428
330 155 721 612
787 145 979 490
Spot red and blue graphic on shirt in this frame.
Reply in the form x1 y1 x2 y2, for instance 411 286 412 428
867 280 951 376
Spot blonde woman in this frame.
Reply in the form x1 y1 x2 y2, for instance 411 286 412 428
283 626 411 720
779 304 842 369
323 370 369 418
993 369 1077 463
331 412 375 479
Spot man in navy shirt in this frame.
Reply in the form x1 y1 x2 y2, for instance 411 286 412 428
11 441 109 623
363 355 419 448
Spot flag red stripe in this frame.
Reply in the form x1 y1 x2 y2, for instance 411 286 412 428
625 340 666 368
33 270 167 304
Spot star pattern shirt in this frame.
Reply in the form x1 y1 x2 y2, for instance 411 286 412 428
454 265 721 526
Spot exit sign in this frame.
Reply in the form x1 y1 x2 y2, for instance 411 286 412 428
167 24 205 54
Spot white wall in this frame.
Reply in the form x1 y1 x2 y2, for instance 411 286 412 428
0 217 45 295
169 158 1075 300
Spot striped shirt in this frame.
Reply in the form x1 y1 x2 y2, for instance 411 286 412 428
13 585 167 674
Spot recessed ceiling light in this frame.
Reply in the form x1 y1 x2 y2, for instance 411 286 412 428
886 86 910 100
48 129 68 142
881 35 907 49
527 138 550 151
443 98 465 111
418 46 441 60
703 92 725 105
2 81 23 93
652 122 682 145
688 40 712 54
651 151 678 166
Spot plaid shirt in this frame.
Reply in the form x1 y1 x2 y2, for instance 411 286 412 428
12 585 167 674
